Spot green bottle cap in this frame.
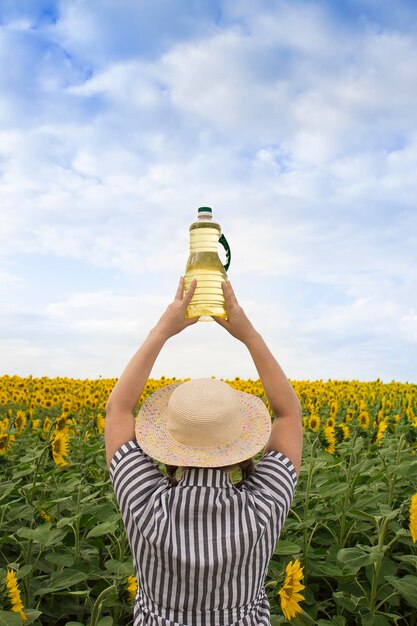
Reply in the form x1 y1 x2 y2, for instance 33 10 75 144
198 207 212 213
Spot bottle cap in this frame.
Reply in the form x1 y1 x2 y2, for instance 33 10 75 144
198 206 212 218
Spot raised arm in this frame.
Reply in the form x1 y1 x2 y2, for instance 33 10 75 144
104 278 198 467
213 282 303 476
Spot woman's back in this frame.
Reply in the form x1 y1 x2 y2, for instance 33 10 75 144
110 440 298 626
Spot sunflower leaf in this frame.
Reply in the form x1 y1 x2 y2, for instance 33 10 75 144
0 611 22 626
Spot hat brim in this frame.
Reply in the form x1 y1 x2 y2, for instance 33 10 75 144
135 382 272 467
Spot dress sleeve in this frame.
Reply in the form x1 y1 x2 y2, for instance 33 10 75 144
244 450 298 519
109 440 165 513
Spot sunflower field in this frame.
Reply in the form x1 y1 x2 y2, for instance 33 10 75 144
0 374 416 626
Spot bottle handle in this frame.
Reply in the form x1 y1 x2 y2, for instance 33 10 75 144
219 234 231 272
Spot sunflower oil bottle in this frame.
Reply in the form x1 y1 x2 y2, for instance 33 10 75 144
184 207 231 321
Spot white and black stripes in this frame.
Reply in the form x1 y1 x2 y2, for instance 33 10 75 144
110 441 298 626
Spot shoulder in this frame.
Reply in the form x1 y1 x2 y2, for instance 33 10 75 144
109 439 165 491
243 450 298 515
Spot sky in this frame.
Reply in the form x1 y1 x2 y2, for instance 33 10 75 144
0 0 416 383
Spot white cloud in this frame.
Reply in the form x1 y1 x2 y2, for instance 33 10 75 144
0 287 295 380
67 59 163 110
301 295 417 342
0 268 25 290
0 1 416 380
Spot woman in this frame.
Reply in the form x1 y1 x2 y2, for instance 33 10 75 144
105 277 303 626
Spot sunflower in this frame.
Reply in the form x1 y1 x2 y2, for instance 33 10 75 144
41 417 53 440
55 413 68 430
377 408 384 423
0 421 15 455
308 414 320 432
96 413 106 434
409 493 417 543
39 509 52 523
1 417 10 430
5 568 27 620
323 426 336 455
358 412 370 430
0 435 10 455
15 410 27 432
376 419 388 446
345 408 354 423
278 559 305 621
35 394 43 405
127 575 138 602
50 428 70 467
340 424 350 441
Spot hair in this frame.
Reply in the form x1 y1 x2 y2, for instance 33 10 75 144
164 457 255 489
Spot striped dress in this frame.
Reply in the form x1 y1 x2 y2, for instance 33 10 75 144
110 440 298 626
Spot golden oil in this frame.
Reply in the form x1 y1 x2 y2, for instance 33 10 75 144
184 207 231 321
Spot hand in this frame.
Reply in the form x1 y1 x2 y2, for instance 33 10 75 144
212 281 259 344
154 277 199 339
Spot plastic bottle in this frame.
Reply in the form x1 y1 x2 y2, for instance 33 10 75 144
184 207 231 321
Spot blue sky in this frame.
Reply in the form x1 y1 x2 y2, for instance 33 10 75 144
0 0 416 382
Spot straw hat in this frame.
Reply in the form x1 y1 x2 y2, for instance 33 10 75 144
135 378 272 467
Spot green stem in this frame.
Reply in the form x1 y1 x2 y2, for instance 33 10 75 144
290 509 303 524
339 432 356 547
90 583 117 626
375 591 399 612
387 434 404 508
302 438 318 579
29 443 50 506
306 521 320 554
355 578 370 605
368 434 404 614
369 517 389 613
112 605 121 625
318 522 339 544
74 478 83 564
384 532 402 553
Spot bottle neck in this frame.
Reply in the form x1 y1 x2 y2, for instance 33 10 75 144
198 215 212 222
